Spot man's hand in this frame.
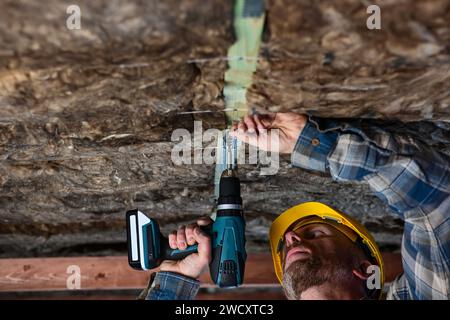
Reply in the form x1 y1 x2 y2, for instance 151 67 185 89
159 217 213 279
229 112 307 154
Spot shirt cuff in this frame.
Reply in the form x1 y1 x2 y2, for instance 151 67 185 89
146 271 200 300
291 119 339 172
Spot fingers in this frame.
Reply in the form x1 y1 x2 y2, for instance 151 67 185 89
230 112 294 138
193 226 212 264
230 123 249 143
168 230 178 249
233 115 265 135
185 223 197 246
230 113 275 137
177 226 187 250
253 114 265 131
243 115 256 134
229 117 263 149
231 121 238 133
168 217 213 249
237 119 247 133
230 117 256 143
184 218 213 246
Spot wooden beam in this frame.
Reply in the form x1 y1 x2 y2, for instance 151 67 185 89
0 253 278 292
0 252 402 292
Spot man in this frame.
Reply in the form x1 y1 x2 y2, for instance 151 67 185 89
145 112 450 300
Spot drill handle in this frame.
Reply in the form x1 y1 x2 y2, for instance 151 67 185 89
160 225 212 261
160 240 198 260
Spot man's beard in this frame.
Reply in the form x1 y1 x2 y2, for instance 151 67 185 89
282 254 353 300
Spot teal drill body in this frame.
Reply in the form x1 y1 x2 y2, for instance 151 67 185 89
126 169 246 288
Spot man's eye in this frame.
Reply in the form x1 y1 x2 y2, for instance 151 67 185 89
309 230 325 238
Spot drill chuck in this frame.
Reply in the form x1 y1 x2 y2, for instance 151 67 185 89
217 170 243 217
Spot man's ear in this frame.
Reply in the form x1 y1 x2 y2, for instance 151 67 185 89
352 260 373 280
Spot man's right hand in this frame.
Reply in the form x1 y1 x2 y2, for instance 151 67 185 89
229 112 307 154
159 217 213 280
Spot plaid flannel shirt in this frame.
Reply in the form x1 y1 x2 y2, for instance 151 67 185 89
292 117 450 300
147 116 450 300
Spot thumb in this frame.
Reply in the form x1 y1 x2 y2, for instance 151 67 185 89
193 226 211 264
257 113 277 128
197 216 214 226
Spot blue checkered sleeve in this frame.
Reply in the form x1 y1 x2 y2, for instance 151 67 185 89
145 271 200 300
291 116 450 300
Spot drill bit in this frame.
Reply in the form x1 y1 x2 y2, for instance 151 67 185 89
226 134 233 174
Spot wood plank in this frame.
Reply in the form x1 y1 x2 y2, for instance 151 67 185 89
0 253 278 292
0 252 402 292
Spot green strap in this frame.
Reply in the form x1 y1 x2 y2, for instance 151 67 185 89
214 0 265 200
224 0 266 125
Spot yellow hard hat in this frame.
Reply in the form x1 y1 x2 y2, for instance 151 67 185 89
269 202 384 298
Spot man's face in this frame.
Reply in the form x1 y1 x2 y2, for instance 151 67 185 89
281 223 361 299
282 223 353 270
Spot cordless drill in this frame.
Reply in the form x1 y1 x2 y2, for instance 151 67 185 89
125 169 246 288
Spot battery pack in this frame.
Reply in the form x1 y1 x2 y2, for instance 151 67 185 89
126 209 154 271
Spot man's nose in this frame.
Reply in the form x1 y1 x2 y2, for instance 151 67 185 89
284 231 302 246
